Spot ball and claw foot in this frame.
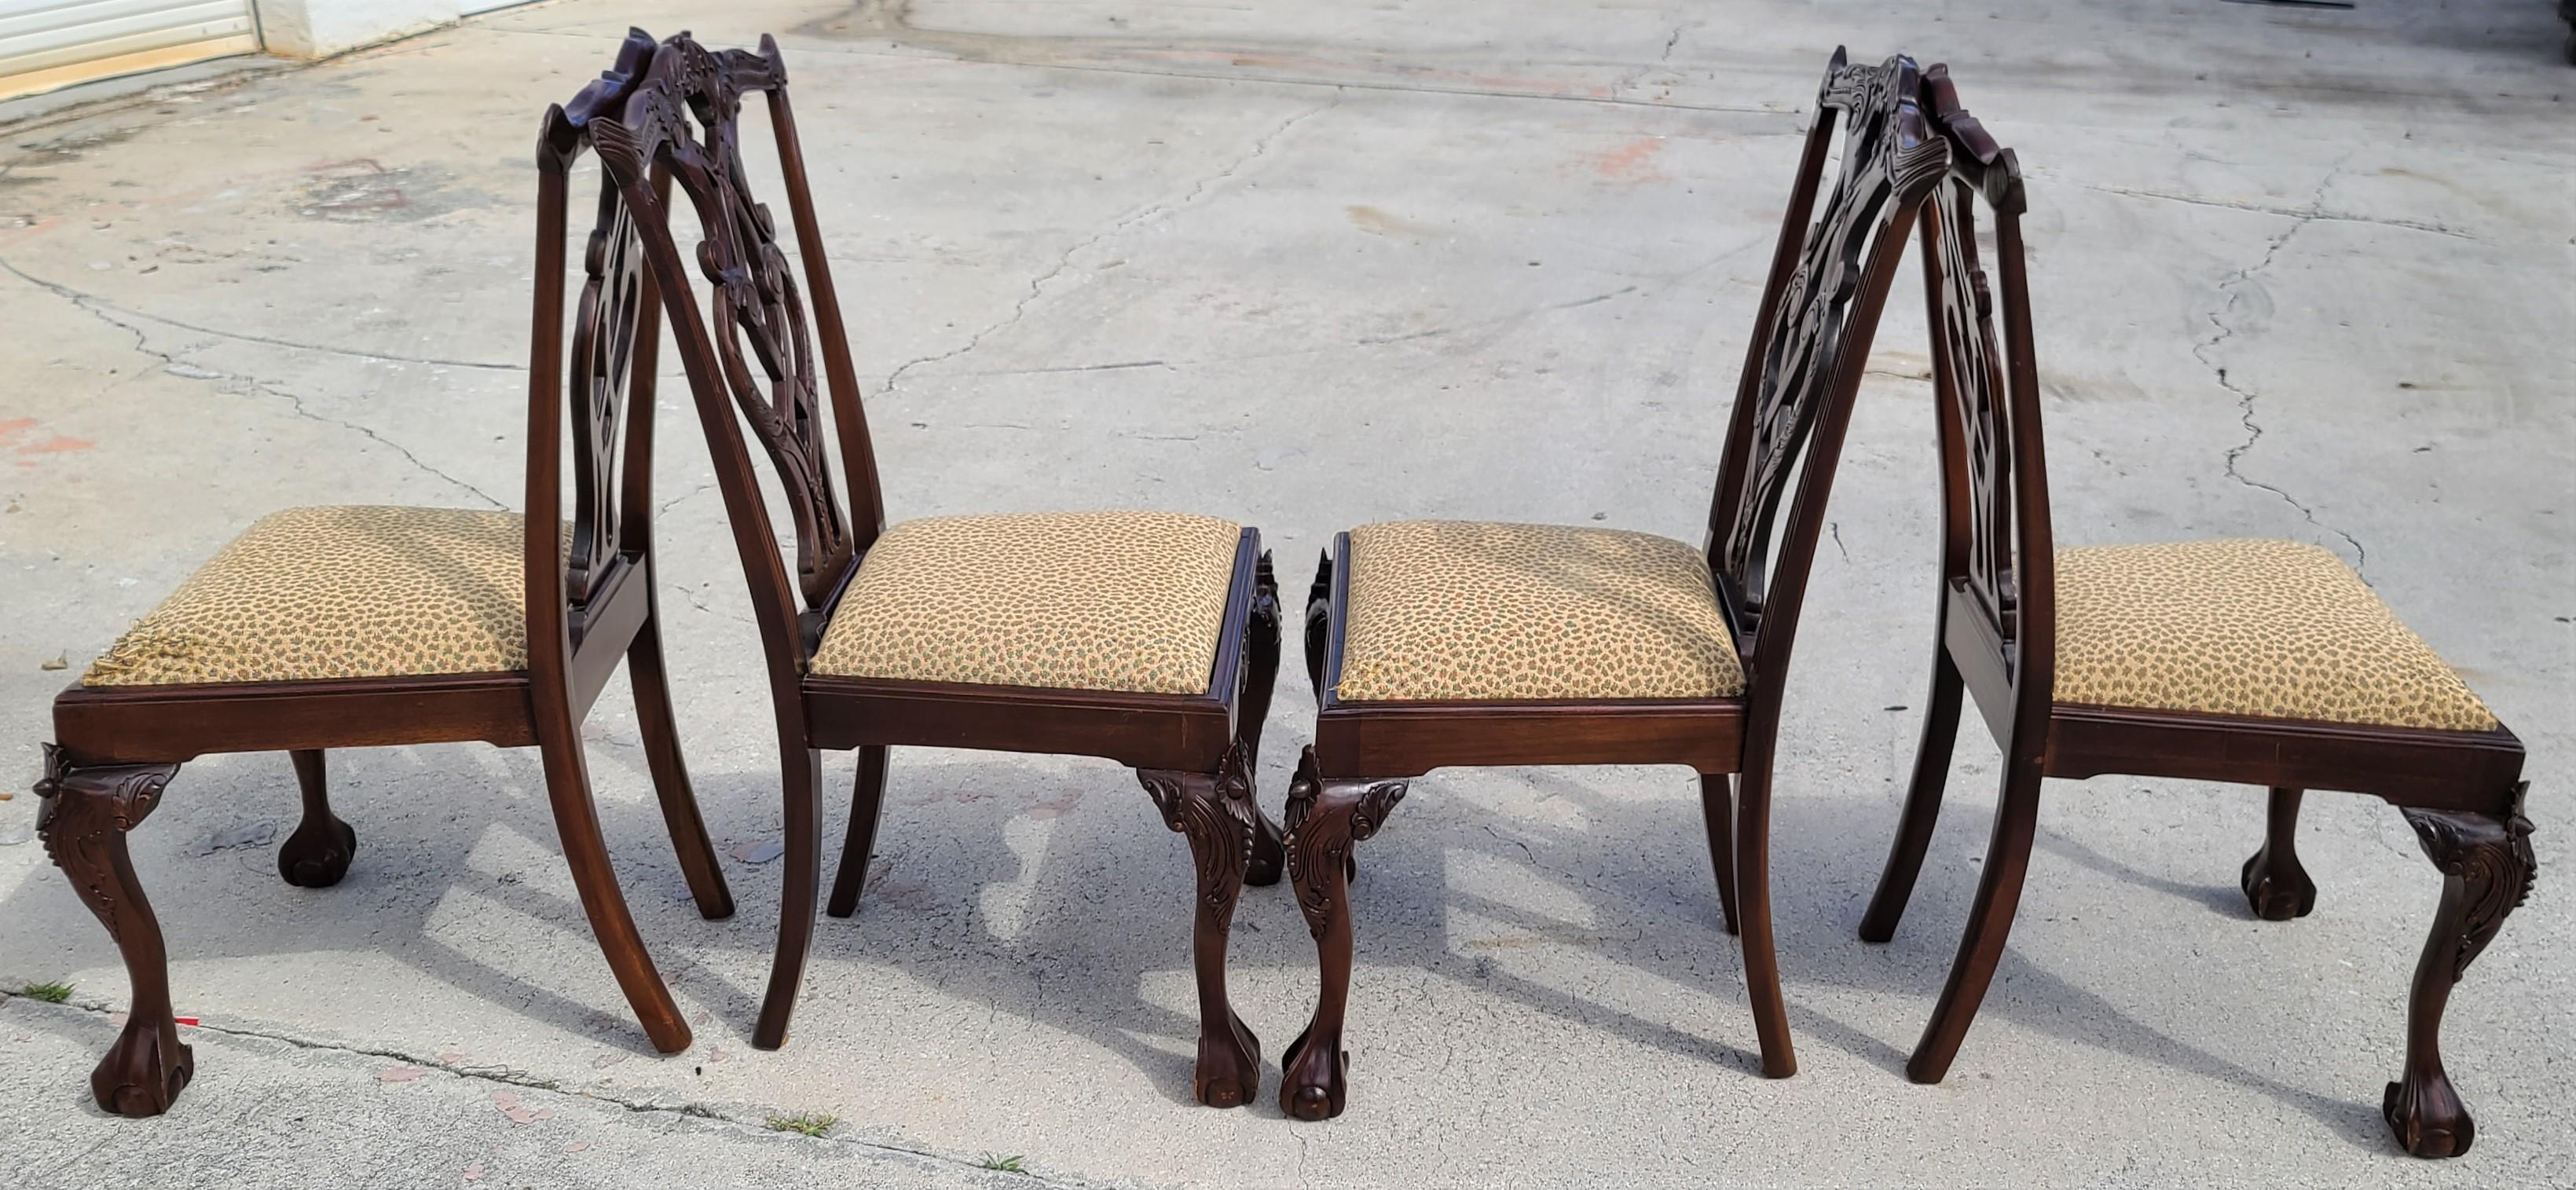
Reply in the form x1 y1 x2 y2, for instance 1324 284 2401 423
95 1016 194 1118
2385 1069 2473 1159
1280 1024 1348 1121
1193 1011 1262 1108
277 815 357 888
2239 846 2315 922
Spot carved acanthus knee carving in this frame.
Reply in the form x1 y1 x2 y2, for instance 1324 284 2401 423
34 745 195 1117
2382 788 2535 1159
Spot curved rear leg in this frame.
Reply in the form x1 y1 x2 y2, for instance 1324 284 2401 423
1735 759 1796 1078
35 746 193 1116
277 749 357 889
1279 748 1409 1121
827 745 889 918
2383 791 2534 1159
1860 648 1964 943
1241 551 1286 887
1302 550 1332 697
754 745 825 1051
534 730 691 1053
2240 786 2317 921
1141 741 1263 1107
628 611 734 919
1698 774 1739 935
1905 753 2043 1084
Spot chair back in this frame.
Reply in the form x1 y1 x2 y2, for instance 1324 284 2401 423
1913 64 2055 718
570 30 888 687
522 29 689 682
1706 50 1951 689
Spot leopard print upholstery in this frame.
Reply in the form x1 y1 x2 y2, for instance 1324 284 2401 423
2054 539 2496 732
1334 520 1745 703
812 511 1241 695
84 506 542 687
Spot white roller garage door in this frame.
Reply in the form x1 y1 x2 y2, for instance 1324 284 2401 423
0 0 260 101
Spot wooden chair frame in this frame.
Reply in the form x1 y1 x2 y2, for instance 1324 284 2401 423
31 30 735 1118
584 31 1288 1108
1281 49 1952 1120
1855 65 2534 1159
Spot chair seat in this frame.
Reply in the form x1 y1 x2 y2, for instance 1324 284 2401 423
84 506 538 687
811 511 1241 695
2053 539 2496 732
1333 520 1745 703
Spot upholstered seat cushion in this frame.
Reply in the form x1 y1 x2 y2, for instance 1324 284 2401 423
84 506 539 687
810 511 1241 695
1334 520 1745 703
2054 539 2496 732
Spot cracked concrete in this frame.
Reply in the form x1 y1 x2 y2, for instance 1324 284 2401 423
2 1 2571 1187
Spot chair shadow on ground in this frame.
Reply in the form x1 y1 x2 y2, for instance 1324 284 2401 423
2 722 2409 1152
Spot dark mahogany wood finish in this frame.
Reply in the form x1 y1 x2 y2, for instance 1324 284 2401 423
1283 50 1951 1120
31 29 735 1118
584 31 1287 1107
1855 65 2535 1159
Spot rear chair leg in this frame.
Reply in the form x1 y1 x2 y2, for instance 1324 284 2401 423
1241 551 1286 886
35 745 193 1116
2383 792 2535 1159
628 610 735 919
2241 786 2317 921
1279 747 1409 1121
1904 752 2043 1084
755 746 826 1050
1141 741 1264 1108
827 745 889 918
1698 774 1739 935
1860 647 1965 943
277 749 357 889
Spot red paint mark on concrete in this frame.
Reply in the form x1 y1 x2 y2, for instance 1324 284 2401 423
491 1089 541 1123
379 1065 423 1082
1025 789 1083 820
1588 137 1667 182
18 435 90 454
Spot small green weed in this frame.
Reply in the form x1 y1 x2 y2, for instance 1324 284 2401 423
766 1111 838 1137
977 1155 1027 1174
17 982 72 1004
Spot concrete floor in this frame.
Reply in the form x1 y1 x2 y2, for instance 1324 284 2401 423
2 1 2571 1185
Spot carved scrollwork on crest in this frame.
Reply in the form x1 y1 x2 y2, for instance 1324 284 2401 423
586 34 855 610
1717 53 1950 606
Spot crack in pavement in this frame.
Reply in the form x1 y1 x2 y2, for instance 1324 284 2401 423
2036 172 2479 242
1 257 507 509
877 94 1340 395
15 995 1099 1187
0 260 515 370
2186 155 2370 576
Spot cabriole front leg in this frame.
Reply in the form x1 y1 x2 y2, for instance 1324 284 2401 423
1140 741 1263 1108
2383 792 2535 1159
33 745 193 1117
1279 747 1408 1122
